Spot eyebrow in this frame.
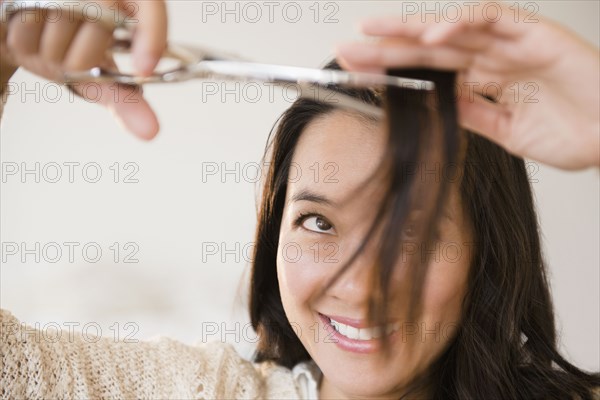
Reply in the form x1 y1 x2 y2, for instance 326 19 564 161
290 189 336 206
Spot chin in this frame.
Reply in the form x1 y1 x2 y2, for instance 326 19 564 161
326 366 408 398
313 347 414 398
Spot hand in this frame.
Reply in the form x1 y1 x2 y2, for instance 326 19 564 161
335 1 600 170
0 0 168 140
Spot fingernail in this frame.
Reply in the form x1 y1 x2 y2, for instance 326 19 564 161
135 54 158 77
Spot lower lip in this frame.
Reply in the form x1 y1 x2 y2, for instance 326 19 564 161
318 313 399 354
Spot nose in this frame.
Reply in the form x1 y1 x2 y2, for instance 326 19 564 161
326 242 378 310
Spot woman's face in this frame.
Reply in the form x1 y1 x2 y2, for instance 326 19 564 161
276 110 473 399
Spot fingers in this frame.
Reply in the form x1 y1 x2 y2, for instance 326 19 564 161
129 0 168 76
335 39 475 72
6 10 45 57
2 2 164 139
339 2 531 73
359 15 430 39
431 29 495 52
71 56 160 140
6 9 110 75
359 2 527 45
39 11 81 63
457 93 512 147
70 82 159 140
420 4 529 45
104 83 159 140
5 0 168 77
63 21 112 71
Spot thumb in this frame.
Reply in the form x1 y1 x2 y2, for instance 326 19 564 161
458 94 512 148
103 83 160 140
130 0 168 76
70 81 159 140
70 55 160 140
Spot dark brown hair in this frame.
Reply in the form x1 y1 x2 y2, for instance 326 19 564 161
249 60 600 399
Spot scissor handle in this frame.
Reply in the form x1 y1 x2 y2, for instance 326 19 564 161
64 40 240 85
0 0 241 84
77 23 248 84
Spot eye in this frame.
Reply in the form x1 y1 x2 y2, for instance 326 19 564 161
299 215 336 235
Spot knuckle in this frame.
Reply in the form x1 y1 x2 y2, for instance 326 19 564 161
62 56 89 71
5 31 20 53
41 48 63 65
6 26 22 53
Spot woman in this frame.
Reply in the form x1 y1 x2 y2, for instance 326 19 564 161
1 1 598 399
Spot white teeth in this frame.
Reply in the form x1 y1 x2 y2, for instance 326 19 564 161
328 318 399 341
346 325 360 339
359 328 373 340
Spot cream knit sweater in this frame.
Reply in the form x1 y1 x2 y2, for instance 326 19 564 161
0 308 321 399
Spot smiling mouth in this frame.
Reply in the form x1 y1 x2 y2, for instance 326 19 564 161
321 313 400 341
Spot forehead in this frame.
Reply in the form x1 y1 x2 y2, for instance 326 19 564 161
288 110 386 203
286 110 467 226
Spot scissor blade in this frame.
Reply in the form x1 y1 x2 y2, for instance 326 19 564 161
187 61 435 90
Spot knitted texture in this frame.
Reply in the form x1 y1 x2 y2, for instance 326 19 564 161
1 309 302 399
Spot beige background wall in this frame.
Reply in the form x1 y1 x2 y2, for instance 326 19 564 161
1 1 598 370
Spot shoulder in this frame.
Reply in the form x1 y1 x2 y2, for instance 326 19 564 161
197 341 302 398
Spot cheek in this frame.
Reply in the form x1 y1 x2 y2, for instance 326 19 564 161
419 245 471 326
276 229 337 317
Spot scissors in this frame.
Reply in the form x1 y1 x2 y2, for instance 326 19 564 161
0 0 435 119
